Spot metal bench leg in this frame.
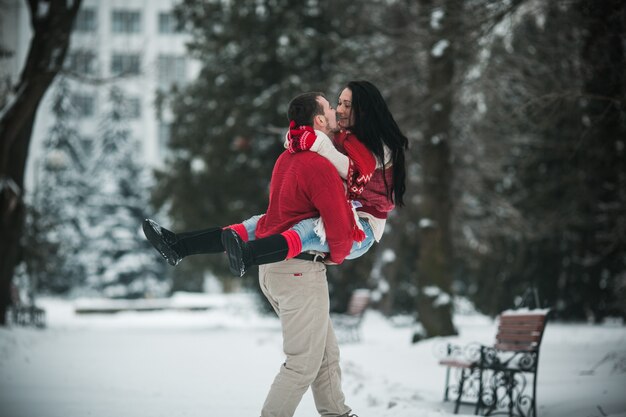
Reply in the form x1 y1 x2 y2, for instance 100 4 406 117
474 367 483 415
444 366 451 401
532 372 537 417
454 368 467 414
507 371 514 417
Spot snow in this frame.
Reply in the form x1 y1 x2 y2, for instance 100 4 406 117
1 293 625 417
37 2 50 18
190 157 207 174
381 248 396 263
431 39 450 57
501 307 551 315
430 8 444 30
423 286 452 307
420 218 436 228
0 176 21 195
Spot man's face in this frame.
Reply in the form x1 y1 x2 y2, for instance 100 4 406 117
314 96 338 134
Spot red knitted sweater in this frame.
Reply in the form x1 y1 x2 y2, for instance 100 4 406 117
255 151 355 264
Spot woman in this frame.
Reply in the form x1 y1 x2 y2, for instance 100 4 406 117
144 80 408 276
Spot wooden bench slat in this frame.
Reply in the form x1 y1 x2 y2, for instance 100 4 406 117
346 293 370 316
498 324 545 332
439 359 473 368
497 332 541 343
494 342 538 351
332 290 370 343
500 313 546 323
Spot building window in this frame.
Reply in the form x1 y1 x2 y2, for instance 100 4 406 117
124 97 141 119
112 10 141 34
158 12 181 34
158 122 171 154
111 53 141 76
74 8 97 32
80 136 94 155
157 55 186 90
72 94 95 118
66 50 97 75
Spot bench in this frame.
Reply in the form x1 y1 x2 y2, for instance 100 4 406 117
7 284 46 328
9 305 46 328
438 309 550 417
331 289 370 343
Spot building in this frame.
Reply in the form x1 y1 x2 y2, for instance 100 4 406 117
2 0 200 190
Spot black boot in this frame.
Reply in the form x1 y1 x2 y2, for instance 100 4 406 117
143 219 223 266
221 229 289 277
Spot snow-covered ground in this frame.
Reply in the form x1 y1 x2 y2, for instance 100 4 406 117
1 293 625 417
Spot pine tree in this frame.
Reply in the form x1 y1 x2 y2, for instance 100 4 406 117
455 1 626 321
83 86 167 298
28 78 91 294
155 0 359 290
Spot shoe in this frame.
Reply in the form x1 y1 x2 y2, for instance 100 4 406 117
142 219 182 266
221 228 252 277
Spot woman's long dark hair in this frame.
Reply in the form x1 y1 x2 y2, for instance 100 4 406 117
345 80 408 207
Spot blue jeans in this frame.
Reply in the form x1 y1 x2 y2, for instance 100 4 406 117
242 215 375 260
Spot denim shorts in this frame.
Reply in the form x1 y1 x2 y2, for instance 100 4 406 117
243 215 375 260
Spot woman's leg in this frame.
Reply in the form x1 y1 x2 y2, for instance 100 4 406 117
291 217 375 259
143 214 264 266
143 219 223 266
241 214 263 241
222 217 376 277
345 218 376 259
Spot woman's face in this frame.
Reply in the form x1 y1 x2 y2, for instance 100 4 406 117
337 88 354 129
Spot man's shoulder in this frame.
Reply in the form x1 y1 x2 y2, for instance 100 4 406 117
276 151 339 187
278 150 335 169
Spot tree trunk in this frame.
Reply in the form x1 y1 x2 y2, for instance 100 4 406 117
0 0 82 325
414 0 458 338
575 0 626 321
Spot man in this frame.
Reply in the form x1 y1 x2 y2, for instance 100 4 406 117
222 92 357 417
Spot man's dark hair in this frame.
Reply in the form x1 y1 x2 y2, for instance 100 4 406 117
287 92 325 126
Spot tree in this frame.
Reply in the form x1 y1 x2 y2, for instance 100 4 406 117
0 0 82 325
410 0 466 338
27 77 90 294
452 0 626 321
25 82 167 299
81 87 167 298
568 0 625 320
155 0 359 292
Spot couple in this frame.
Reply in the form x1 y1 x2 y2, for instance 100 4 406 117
143 80 408 417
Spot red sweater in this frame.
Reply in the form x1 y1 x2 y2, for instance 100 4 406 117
255 150 355 264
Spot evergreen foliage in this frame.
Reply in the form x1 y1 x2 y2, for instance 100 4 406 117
453 1 626 321
27 82 167 298
29 79 90 293
83 87 168 298
154 0 359 291
23 0 617 325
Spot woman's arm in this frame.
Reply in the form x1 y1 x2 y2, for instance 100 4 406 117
310 134 350 179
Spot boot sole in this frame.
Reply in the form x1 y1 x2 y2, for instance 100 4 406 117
221 229 246 277
142 219 180 266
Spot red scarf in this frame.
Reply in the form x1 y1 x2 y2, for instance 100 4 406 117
334 130 376 200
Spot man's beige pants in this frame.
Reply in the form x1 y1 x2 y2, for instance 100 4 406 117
259 258 351 417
